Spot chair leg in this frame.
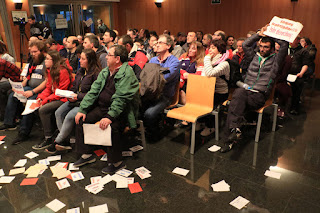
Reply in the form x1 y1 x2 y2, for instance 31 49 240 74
255 113 263 142
213 110 219 141
190 122 196 154
137 120 147 151
272 104 278 132
253 141 258 167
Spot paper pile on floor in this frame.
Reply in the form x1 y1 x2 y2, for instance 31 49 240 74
211 180 230 192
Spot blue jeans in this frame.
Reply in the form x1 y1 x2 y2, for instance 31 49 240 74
55 101 79 143
143 96 170 133
4 86 37 135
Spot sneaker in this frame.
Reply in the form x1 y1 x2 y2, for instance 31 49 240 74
200 127 215 137
12 133 29 145
220 141 236 153
45 143 57 154
101 162 126 174
32 138 52 150
0 124 17 131
55 141 72 151
73 155 96 167
227 128 242 141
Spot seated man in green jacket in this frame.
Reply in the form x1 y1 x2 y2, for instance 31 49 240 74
74 45 140 174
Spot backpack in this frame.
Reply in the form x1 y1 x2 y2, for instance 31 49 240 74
139 63 169 101
220 59 243 88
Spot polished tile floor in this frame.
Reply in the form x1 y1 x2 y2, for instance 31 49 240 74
0 89 320 213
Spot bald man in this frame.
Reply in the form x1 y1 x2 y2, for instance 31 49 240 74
66 36 79 73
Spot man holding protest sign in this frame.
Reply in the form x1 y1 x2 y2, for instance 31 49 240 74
220 24 289 153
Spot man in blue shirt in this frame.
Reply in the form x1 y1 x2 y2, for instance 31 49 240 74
143 34 180 140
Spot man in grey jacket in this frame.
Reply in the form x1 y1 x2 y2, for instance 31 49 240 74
220 25 289 153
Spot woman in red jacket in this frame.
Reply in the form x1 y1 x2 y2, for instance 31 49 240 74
32 50 73 150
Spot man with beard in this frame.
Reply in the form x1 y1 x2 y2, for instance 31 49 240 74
0 41 47 145
220 25 289 153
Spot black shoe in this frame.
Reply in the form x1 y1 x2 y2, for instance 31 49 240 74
73 155 96 167
228 128 242 141
220 141 235 153
289 110 299 115
45 143 57 154
101 162 126 174
12 133 29 145
55 141 72 151
0 124 17 131
32 137 52 150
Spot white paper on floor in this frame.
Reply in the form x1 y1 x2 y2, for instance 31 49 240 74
230 196 250 210
24 152 39 159
264 170 281 179
211 180 230 192
208 145 221 152
172 167 189 176
46 199 66 212
89 204 108 213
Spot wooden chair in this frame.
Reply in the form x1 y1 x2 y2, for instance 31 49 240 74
164 81 181 113
167 74 216 154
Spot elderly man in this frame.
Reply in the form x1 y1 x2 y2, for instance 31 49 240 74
74 45 139 174
143 34 180 140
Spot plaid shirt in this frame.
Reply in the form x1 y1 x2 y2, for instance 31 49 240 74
0 58 21 82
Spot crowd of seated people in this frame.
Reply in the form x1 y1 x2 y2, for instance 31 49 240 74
0 24 317 173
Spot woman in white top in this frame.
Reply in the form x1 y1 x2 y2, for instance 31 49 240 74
200 39 230 136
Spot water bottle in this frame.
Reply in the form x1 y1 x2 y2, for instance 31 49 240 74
236 81 252 90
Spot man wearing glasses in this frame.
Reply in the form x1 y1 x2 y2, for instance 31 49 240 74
221 25 289 153
143 34 180 141
73 45 139 174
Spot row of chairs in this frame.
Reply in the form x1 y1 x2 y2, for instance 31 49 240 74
166 74 278 157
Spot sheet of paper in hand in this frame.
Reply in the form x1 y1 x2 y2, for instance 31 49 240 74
9 79 27 103
83 124 112 146
22 100 40 115
55 89 76 98
264 16 303 43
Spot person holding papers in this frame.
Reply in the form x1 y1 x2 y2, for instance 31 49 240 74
45 49 100 153
32 50 73 150
74 45 139 174
0 41 47 145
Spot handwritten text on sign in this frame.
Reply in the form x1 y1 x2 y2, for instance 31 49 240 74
264 16 303 43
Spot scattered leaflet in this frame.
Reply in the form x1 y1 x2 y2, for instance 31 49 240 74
89 204 108 213
172 167 189 176
230 196 250 210
46 199 66 212
14 159 27 167
264 170 281 179
55 89 76 98
24 151 39 159
116 169 133 177
208 145 221 152
129 145 143 152
56 178 71 190
211 180 230 192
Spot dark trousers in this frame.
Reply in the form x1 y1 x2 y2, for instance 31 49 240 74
290 77 304 111
0 81 11 120
226 88 266 130
75 106 125 163
39 100 63 137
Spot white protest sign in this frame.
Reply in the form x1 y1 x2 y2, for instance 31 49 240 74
55 18 68 29
264 16 303 43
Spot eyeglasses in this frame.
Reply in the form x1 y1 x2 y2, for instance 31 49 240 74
106 53 116 57
157 41 168 45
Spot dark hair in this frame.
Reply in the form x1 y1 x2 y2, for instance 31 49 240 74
226 35 234 41
45 38 57 47
237 37 246 42
133 28 138 34
106 29 116 42
29 40 47 52
149 31 158 37
84 35 100 48
0 41 8 54
218 32 226 42
204 34 213 41
97 33 104 40
75 45 84 55
261 37 275 49
46 50 72 87
302 37 312 46
150 34 159 40
28 15 35 20
72 38 79 46
159 34 174 52
197 31 204 36
143 29 150 39
211 40 226 54
134 38 144 46
81 49 101 75
112 45 128 63
120 35 133 47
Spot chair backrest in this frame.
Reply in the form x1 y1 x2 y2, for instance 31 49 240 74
166 81 180 109
185 74 216 110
